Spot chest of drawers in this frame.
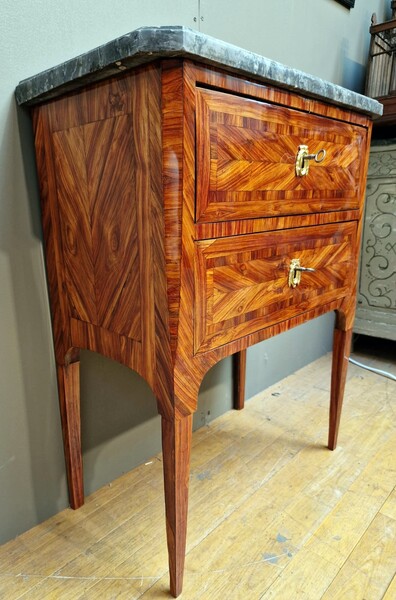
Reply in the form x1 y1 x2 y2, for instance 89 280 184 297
16 26 381 597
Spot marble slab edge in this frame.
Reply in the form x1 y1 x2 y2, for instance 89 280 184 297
15 25 383 117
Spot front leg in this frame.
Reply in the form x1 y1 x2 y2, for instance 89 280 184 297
161 414 193 597
328 328 353 450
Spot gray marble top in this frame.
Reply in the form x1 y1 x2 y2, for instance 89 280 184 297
16 25 382 116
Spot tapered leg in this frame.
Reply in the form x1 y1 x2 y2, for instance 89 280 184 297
56 361 84 509
233 349 247 410
161 414 193 597
328 328 353 450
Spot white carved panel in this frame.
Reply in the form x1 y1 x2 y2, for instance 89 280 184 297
355 143 396 340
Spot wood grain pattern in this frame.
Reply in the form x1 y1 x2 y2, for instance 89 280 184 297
328 328 353 450
160 61 185 364
195 222 356 352
196 87 365 223
32 106 74 364
70 318 142 372
162 414 193 597
57 360 83 509
148 64 174 415
321 513 396 599
30 57 373 597
195 209 360 240
52 112 141 338
189 61 370 127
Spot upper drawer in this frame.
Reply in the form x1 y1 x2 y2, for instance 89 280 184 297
196 88 366 223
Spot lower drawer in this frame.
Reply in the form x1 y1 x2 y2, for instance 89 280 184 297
194 221 357 353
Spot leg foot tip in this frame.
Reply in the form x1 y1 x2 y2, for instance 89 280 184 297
70 495 85 510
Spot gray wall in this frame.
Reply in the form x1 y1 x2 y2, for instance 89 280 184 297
0 0 389 544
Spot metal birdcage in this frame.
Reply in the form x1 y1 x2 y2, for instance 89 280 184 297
365 2 396 123
366 18 396 97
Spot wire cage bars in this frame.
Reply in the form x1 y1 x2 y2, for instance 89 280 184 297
366 3 396 99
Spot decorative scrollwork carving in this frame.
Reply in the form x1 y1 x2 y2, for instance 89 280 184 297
359 183 396 310
368 149 396 178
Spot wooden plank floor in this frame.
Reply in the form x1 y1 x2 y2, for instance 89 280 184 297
0 344 395 599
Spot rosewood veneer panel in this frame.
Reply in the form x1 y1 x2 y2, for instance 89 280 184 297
196 88 365 222
194 222 356 352
23 52 374 598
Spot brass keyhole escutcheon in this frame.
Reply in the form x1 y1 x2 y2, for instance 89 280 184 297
288 258 316 288
295 145 326 177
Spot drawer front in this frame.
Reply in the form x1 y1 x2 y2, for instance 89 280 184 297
194 222 357 352
196 88 366 223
